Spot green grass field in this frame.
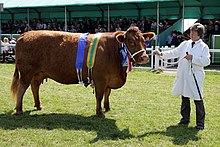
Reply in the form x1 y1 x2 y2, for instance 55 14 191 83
0 63 220 146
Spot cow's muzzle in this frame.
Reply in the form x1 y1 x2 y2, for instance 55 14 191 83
140 55 150 64
132 49 150 64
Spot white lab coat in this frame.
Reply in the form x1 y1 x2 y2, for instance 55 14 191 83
161 39 210 100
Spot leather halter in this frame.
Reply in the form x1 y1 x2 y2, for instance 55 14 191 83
122 43 145 62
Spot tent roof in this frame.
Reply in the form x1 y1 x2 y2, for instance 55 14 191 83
1 0 220 20
2 0 220 9
1 0 177 8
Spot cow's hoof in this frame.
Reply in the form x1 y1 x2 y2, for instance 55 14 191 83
96 112 105 118
35 106 42 110
36 107 42 110
14 111 23 115
104 108 110 113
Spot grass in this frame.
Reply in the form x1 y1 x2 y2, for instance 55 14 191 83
0 63 220 146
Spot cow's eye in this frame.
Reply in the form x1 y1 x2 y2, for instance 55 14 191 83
129 41 135 46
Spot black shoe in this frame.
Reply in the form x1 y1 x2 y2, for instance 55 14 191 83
178 119 190 125
195 125 204 130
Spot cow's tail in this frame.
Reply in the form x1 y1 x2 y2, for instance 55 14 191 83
11 65 19 101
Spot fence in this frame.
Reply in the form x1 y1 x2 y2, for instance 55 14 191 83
146 46 220 70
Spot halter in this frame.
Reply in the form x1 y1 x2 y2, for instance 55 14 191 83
122 43 146 62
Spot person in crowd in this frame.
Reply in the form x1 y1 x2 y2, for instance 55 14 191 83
69 24 77 33
153 23 210 130
95 24 105 33
170 30 180 47
166 31 173 47
163 19 171 30
139 20 145 32
115 23 122 31
1 37 10 52
130 19 137 27
9 38 17 44
211 23 220 35
151 19 157 32
110 24 115 32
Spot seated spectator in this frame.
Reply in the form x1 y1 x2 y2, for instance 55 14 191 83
115 23 122 31
211 23 220 35
163 19 171 30
95 25 105 33
151 19 157 32
139 20 145 32
130 19 137 27
170 31 180 47
166 31 173 47
69 24 77 33
2 37 10 52
10 38 17 44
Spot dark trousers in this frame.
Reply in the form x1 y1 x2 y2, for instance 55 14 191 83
180 96 205 127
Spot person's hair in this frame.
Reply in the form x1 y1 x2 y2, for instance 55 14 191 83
190 23 205 37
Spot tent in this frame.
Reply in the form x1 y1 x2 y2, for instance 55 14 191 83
1 0 220 45
1 0 220 22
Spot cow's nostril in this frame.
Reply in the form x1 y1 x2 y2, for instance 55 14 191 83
141 56 149 61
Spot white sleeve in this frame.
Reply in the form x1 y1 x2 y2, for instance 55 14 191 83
192 45 211 67
161 41 187 59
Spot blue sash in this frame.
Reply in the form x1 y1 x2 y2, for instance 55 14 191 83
120 43 128 66
76 33 89 70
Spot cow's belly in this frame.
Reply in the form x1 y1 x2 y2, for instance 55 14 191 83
45 67 79 84
107 73 127 89
49 75 78 84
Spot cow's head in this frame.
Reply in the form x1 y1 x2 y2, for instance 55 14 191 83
116 26 155 64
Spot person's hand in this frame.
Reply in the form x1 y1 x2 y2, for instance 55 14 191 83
185 54 193 61
153 50 162 56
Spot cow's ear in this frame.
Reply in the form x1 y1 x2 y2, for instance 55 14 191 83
143 32 155 41
116 34 125 43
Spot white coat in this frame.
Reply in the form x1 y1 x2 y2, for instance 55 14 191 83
161 39 210 100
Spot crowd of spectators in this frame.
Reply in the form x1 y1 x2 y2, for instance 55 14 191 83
166 19 220 47
1 17 173 34
1 17 220 47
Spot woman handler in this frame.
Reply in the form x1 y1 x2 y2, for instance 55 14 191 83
153 23 210 130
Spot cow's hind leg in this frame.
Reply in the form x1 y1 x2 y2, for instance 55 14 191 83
104 88 111 112
31 76 42 110
15 74 32 115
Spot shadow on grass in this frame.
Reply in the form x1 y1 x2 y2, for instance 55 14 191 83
0 111 133 143
138 125 200 145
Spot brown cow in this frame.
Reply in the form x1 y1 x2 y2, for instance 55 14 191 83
11 26 155 116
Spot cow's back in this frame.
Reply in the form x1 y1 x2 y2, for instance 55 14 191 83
16 31 81 84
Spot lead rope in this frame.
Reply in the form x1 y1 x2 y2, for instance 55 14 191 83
157 55 185 65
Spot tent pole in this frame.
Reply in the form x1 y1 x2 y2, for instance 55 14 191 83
0 3 2 48
65 6 67 32
0 10 1 48
156 1 159 46
108 5 110 32
27 8 30 31
182 0 184 33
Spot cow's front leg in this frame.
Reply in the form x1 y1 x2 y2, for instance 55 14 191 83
95 93 104 116
94 84 106 117
104 88 111 112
